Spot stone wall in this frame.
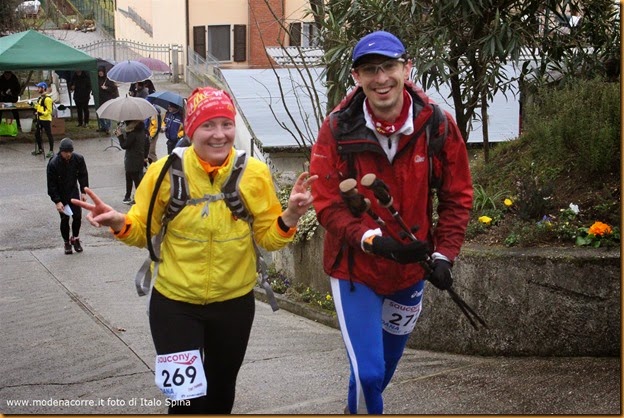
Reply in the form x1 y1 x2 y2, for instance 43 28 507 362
270 229 621 356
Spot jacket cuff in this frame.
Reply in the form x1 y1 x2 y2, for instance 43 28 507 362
110 215 132 238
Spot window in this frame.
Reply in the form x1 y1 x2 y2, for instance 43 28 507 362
208 25 231 61
289 22 318 47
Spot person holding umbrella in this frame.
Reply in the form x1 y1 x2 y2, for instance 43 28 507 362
72 86 317 414
96 96 157 203
114 120 148 204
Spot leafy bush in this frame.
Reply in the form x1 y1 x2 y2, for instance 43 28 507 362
470 78 620 247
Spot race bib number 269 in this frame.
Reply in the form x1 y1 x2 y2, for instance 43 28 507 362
155 349 207 401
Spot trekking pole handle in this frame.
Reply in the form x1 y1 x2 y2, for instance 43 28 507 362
361 173 416 241
360 173 393 207
339 178 386 227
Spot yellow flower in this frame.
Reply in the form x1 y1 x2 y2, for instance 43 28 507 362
504 198 513 207
325 294 332 302
588 221 613 237
478 216 492 225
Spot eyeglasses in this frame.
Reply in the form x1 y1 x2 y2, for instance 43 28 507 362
356 58 405 77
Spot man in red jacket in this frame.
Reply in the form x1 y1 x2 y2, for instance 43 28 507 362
310 31 473 414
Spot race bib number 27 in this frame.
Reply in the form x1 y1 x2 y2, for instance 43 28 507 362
382 299 422 336
155 349 207 401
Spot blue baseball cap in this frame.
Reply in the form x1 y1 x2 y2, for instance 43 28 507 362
36 81 48 89
352 31 406 66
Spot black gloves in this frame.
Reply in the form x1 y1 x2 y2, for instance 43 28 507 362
364 236 429 264
428 259 453 290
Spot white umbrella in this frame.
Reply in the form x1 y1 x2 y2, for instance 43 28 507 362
96 96 157 121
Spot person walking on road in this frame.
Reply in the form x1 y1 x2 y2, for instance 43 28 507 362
115 120 148 204
47 138 89 255
32 81 55 158
96 66 119 134
73 86 317 414
309 31 473 414
70 70 92 127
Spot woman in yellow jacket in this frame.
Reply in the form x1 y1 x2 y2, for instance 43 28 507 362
73 87 317 414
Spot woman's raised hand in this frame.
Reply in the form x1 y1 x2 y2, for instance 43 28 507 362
71 187 126 231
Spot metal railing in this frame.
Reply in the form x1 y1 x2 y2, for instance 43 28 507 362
66 0 115 37
117 6 152 36
76 39 184 82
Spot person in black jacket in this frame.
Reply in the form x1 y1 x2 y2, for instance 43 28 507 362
47 138 89 254
0 71 22 130
96 66 119 134
116 120 148 204
69 70 92 127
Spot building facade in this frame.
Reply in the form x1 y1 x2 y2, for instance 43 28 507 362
114 0 315 69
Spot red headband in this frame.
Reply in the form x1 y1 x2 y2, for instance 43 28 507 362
185 87 236 139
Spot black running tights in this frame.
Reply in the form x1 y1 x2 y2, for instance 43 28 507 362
149 288 255 414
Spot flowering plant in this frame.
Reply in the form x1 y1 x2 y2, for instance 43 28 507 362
576 221 620 248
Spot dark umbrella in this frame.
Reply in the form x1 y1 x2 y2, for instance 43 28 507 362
147 90 185 109
107 60 152 83
96 57 116 72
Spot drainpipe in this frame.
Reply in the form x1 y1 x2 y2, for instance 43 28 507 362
185 0 190 67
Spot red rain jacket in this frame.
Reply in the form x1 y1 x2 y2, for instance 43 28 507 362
310 82 473 295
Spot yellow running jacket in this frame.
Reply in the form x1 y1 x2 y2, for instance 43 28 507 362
116 146 296 305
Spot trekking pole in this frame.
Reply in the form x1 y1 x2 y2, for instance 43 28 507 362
339 178 385 227
360 173 487 330
360 173 417 241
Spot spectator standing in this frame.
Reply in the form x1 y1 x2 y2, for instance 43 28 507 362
0 70 22 131
162 103 184 154
129 79 155 97
47 138 89 255
145 104 161 163
70 70 92 127
309 31 473 414
96 66 119 134
116 120 148 204
132 82 149 99
32 81 55 158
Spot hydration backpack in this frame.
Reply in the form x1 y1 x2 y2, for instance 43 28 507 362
134 147 279 311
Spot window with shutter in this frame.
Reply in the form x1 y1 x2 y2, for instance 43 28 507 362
193 26 206 58
289 22 302 47
233 25 247 62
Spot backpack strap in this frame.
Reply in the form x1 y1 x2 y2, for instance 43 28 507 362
136 147 280 311
426 103 448 191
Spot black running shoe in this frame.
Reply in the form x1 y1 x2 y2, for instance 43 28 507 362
71 237 83 253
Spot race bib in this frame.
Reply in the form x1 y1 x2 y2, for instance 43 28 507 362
155 349 207 400
382 299 422 335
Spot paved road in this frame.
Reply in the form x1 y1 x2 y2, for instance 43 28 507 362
0 78 620 415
